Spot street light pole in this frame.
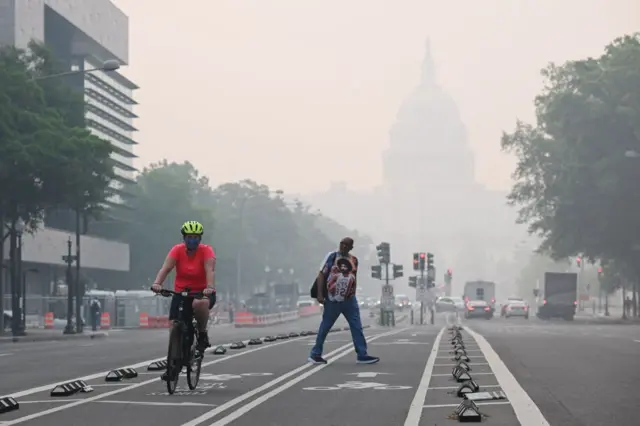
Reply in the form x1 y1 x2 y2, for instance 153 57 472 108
62 237 77 334
10 218 26 337
31 59 120 82
75 208 82 333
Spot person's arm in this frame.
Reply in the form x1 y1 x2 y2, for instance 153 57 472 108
153 248 178 287
205 247 216 291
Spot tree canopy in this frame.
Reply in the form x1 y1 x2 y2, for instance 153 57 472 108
502 33 640 281
0 42 114 232
118 162 366 296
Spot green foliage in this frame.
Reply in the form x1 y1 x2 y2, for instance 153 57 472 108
502 33 640 276
119 164 363 295
0 42 114 231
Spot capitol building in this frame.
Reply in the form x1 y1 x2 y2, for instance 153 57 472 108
302 41 526 294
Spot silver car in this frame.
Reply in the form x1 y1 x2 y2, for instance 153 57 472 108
502 300 529 319
435 296 465 313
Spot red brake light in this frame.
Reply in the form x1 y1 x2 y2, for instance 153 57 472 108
543 299 547 305
523 305 528 311
573 301 578 306
491 298 495 303
484 306 490 311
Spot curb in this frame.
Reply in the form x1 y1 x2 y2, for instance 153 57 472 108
0 331 109 344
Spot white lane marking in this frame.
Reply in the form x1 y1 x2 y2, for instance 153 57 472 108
634 339 640 343
423 401 511 408
465 326 551 426
0 336 306 425
431 372 493 377
403 326 444 426
428 384 501 390
98 400 216 407
87 384 130 387
433 363 489 366
19 400 82 404
0 353 12 357
4 327 353 399
182 327 410 426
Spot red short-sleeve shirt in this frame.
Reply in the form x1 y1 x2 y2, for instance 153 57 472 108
167 244 216 292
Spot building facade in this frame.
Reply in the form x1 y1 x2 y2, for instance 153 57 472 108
0 0 134 278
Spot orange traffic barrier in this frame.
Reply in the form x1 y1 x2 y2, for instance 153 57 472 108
233 311 256 328
100 312 111 329
44 312 54 329
139 312 149 328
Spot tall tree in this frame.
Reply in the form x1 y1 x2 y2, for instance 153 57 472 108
0 43 114 230
501 34 640 271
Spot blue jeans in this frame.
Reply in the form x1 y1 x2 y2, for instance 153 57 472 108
310 297 367 358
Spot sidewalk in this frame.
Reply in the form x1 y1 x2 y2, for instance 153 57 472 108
574 308 640 324
0 329 109 344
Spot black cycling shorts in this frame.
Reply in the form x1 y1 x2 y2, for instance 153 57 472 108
168 292 216 321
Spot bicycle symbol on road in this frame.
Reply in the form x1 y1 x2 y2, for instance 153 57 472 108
303 381 412 391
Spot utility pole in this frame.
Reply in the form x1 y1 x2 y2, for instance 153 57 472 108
75 208 83 333
62 237 77 334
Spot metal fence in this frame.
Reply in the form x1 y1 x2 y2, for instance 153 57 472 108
2 292 172 329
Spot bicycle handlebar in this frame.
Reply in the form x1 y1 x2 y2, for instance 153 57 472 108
152 287 209 299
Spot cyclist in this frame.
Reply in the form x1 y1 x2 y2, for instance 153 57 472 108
151 221 216 363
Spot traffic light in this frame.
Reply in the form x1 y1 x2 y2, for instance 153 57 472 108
444 268 452 284
376 242 390 264
393 264 403 279
419 252 426 270
533 288 540 297
408 276 417 288
371 265 382 279
576 256 581 267
597 266 603 274
412 253 420 271
426 253 434 270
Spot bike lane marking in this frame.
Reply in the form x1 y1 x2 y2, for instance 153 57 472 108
0 335 310 425
181 327 411 426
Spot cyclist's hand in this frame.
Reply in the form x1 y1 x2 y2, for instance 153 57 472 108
203 287 215 296
151 284 162 293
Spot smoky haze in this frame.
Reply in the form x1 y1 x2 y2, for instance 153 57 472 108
113 0 639 297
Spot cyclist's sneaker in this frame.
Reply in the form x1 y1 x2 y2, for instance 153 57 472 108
308 355 327 365
356 355 380 364
197 332 210 351
161 372 169 381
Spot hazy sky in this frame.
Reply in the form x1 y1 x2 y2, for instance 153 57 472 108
112 0 639 193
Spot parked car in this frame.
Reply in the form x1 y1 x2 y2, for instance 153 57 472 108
465 300 493 319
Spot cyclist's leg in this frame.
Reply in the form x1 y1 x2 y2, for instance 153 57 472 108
192 296 214 349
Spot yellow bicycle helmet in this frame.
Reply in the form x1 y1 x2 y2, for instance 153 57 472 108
181 220 204 236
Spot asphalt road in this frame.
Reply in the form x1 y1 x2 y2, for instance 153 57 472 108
0 311 638 425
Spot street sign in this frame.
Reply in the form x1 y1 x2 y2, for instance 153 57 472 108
381 285 394 311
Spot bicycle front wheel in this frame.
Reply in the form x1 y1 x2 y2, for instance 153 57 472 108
186 344 202 390
166 324 182 395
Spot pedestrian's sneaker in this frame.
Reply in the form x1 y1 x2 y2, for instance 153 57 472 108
308 355 328 365
357 355 380 364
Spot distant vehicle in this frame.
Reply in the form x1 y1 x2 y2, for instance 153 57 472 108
465 300 493 320
435 296 465 313
395 294 412 311
500 297 525 316
463 281 496 313
537 272 577 321
501 300 529 319
359 297 377 309
296 297 316 308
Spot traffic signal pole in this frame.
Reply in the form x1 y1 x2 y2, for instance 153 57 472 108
419 266 424 325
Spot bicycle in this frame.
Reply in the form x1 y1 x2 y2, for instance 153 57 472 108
155 288 209 395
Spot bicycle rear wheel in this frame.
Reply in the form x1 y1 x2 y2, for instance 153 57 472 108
166 324 182 395
187 330 202 390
